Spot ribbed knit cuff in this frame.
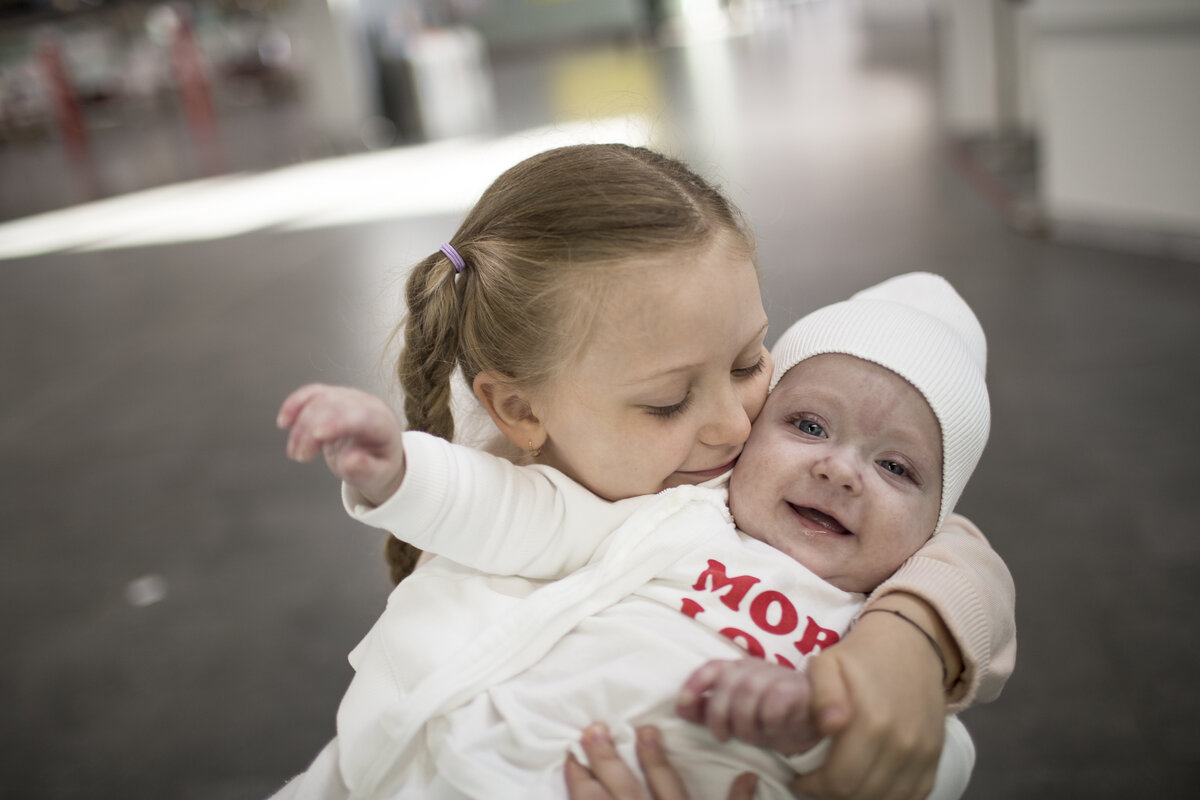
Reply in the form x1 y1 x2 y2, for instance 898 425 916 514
866 555 991 712
342 431 457 543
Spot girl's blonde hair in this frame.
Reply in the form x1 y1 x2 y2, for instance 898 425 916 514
386 143 754 583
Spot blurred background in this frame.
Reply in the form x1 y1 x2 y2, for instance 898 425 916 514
1 0 1198 797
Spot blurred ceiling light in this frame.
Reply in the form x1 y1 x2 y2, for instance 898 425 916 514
0 116 653 260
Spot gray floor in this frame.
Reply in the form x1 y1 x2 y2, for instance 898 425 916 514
3 4 1199 798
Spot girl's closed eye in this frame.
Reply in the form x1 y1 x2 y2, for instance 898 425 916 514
644 394 693 419
731 354 766 379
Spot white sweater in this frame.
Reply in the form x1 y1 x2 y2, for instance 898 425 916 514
271 433 975 800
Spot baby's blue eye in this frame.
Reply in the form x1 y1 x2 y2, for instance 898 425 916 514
880 460 907 477
794 419 826 437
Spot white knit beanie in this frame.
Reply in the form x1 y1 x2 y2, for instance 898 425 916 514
769 272 990 530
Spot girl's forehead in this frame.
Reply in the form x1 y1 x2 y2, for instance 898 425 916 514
576 257 765 379
605 244 759 306
606 229 755 283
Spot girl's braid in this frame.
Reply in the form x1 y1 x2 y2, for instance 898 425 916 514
386 252 464 584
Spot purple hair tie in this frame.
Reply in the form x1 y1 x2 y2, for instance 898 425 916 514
440 242 466 273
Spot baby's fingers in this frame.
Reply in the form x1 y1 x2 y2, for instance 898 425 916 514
277 383 329 430
284 387 363 462
676 660 726 724
757 678 821 755
286 410 328 462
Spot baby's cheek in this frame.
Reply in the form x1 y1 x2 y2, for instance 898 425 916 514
726 476 756 528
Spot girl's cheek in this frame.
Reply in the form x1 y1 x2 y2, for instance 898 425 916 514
746 378 770 423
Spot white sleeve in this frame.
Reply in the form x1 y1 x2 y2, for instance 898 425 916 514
342 431 623 578
927 716 975 800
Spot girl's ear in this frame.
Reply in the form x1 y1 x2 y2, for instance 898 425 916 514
472 371 547 453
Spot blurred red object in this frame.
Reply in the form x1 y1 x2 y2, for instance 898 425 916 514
36 34 89 162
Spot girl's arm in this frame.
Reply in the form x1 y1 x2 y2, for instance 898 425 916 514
863 512 1016 709
790 513 1014 800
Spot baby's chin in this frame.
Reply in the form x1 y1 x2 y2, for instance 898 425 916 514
747 530 872 594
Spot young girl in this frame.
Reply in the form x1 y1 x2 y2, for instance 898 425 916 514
279 273 991 800
274 145 1015 798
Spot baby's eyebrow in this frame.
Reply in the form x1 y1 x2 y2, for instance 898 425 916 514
892 439 941 475
890 422 939 453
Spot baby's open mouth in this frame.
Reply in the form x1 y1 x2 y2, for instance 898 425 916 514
788 504 851 535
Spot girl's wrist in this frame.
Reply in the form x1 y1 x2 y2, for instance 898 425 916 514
861 592 964 692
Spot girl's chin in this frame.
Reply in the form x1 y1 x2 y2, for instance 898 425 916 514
670 464 736 485
660 475 691 490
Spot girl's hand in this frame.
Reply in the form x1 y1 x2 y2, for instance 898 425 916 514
277 384 406 506
565 724 757 800
789 605 948 800
676 659 822 756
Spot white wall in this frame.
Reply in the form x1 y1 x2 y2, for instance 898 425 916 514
936 0 1002 135
287 0 379 150
1032 0 1200 234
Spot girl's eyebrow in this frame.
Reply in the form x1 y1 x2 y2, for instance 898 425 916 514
623 319 770 385
620 361 700 386
749 319 770 344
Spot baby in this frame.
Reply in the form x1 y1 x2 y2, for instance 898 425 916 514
731 269 990 596
276 272 991 799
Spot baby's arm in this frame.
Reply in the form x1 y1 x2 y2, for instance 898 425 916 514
675 658 822 757
671 516 1013 799
278 384 406 506
278 383 619 578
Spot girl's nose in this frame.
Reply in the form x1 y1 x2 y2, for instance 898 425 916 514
813 449 862 493
699 384 753 448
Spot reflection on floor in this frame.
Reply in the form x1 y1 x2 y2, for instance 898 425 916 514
2 4 1198 798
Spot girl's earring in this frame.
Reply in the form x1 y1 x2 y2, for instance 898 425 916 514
528 440 542 458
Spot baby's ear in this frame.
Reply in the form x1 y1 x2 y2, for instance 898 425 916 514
472 372 546 452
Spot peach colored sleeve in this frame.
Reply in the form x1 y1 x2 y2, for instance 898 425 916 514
866 513 1016 711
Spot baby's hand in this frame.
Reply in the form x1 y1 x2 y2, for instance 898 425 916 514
677 658 822 756
277 384 406 506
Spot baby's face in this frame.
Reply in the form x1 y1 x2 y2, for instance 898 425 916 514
728 354 942 594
